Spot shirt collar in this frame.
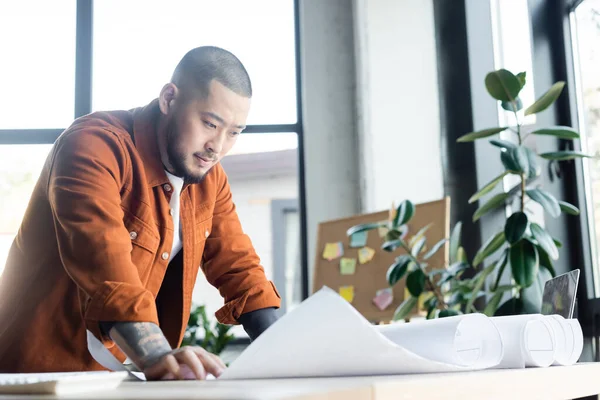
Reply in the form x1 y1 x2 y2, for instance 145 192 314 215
132 99 170 188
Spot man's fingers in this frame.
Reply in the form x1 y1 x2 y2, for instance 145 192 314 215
174 348 206 380
188 347 225 377
144 354 181 381
207 352 227 370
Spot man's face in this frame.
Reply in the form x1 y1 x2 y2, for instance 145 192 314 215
164 80 250 183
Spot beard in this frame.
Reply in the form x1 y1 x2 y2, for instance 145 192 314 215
165 116 215 185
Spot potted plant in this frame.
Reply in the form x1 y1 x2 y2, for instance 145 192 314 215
455 69 590 315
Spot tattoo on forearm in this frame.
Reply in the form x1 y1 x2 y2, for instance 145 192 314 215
109 322 172 368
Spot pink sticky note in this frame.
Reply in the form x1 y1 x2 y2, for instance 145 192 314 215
373 288 393 311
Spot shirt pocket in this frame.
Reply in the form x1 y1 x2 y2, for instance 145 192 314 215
194 216 213 267
123 213 160 279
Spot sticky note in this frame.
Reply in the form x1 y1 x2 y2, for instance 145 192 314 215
339 286 354 302
358 246 376 264
340 257 357 275
322 242 343 261
349 230 368 248
373 288 393 311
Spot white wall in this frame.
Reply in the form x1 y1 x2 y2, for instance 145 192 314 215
299 0 362 291
300 0 444 288
354 0 444 212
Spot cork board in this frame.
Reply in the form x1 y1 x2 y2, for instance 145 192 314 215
312 197 450 323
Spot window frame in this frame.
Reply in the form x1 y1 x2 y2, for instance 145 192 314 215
0 0 309 318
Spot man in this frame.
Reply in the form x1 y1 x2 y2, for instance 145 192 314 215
0 46 281 380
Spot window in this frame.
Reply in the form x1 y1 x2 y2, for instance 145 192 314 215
0 1 76 129
570 0 600 297
0 145 53 272
0 1 304 339
92 0 297 125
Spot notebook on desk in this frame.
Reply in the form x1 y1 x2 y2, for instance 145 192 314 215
0 371 129 395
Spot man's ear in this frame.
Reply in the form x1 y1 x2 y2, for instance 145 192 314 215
158 83 179 115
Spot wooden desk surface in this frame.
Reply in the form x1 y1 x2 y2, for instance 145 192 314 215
2 363 599 400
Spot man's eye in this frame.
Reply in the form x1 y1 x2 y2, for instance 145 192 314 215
204 121 216 129
230 131 240 137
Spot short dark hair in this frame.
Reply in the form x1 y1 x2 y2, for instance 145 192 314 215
170 46 252 100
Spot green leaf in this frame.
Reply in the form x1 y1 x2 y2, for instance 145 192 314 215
539 151 592 161
485 69 522 102
537 246 557 278
516 72 527 88
484 291 504 317
530 223 559 260
473 231 506 266
439 309 460 318
382 239 403 252
446 261 470 277
411 237 426 257
393 296 418 321
501 97 523 112
525 81 565 116
504 212 529 244
386 255 412 286
526 189 561 218
490 139 517 150
469 171 510 204
424 238 447 260
501 146 529 175
525 147 540 178
466 261 498 312
457 127 508 142
385 226 408 242
495 297 524 316
393 200 415 227
501 148 519 172
406 269 426 297
510 239 539 288
426 306 438 319
531 126 580 140
473 192 510 222
449 222 462 264
408 223 432 248
559 200 580 216
553 237 563 248
457 246 468 263
347 222 385 237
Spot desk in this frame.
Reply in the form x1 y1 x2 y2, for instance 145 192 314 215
2 363 599 400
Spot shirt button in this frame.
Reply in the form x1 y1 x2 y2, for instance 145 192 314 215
163 183 172 192
169 209 174 216
205 229 210 238
129 231 138 240
161 252 169 260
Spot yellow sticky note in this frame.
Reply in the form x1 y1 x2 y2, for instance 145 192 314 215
322 242 343 261
339 286 354 302
358 246 376 264
340 257 357 275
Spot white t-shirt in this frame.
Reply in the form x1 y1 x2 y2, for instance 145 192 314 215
164 170 184 262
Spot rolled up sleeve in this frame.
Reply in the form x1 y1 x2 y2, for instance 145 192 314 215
48 128 158 346
201 167 281 325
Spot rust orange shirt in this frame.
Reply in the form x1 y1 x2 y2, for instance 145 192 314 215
0 100 280 372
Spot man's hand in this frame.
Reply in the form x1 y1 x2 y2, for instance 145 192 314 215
143 346 227 380
104 321 226 380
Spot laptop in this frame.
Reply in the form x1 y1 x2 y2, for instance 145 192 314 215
541 270 580 319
